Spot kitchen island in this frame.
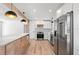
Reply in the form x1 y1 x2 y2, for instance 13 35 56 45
0 33 29 55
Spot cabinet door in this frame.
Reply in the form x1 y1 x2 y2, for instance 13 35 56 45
6 36 29 55
6 41 16 55
15 38 23 55
21 36 30 54
15 36 29 55
0 46 5 55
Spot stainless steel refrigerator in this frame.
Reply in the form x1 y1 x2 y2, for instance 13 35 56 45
54 11 73 55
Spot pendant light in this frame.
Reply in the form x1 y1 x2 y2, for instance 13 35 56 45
5 3 17 19
21 19 27 24
21 11 27 25
21 19 26 22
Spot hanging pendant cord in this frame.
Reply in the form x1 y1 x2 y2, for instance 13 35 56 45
11 3 12 11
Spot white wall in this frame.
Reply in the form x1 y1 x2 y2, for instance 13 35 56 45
3 20 24 36
73 4 79 55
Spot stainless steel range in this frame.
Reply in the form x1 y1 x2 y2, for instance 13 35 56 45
37 32 44 40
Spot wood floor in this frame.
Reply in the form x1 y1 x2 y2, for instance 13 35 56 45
26 40 55 55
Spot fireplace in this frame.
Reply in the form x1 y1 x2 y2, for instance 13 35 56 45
37 32 44 40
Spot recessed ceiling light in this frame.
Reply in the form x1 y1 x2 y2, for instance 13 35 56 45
33 9 37 13
57 9 61 13
49 9 52 13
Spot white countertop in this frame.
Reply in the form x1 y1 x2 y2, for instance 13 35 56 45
0 33 29 46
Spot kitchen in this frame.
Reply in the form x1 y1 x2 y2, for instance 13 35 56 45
0 3 79 55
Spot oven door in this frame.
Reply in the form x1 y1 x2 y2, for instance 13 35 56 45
37 32 44 39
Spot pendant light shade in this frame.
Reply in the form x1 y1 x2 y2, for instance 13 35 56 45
21 19 26 22
5 11 17 19
21 19 27 25
5 3 17 19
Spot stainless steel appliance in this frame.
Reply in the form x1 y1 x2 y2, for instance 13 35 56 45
54 11 73 55
37 32 44 40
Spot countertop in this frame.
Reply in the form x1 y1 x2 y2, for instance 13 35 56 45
0 33 29 46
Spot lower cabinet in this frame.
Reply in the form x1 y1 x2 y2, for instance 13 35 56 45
14 37 29 55
0 46 5 55
6 40 16 55
0 35 29 55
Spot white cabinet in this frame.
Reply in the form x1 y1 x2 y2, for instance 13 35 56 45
29 21 52 40
44 29 51 41
44 21 51 29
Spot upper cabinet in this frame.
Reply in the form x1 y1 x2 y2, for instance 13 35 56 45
43 21 51 29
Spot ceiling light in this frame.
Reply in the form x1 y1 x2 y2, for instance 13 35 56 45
21 19 27 25
5 11 17 19
57 9 61 13
5 3 17 19
49 9 52 13
33 9 37 13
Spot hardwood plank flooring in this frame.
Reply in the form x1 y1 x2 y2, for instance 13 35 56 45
26 40 55 55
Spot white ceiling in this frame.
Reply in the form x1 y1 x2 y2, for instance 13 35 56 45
14 3 63 20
